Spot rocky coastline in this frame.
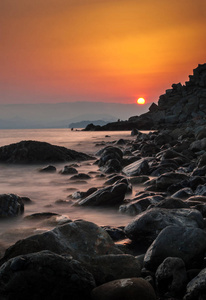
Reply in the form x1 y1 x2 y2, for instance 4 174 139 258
0 64 206 299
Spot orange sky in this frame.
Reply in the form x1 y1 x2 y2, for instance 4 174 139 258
0 0 205 104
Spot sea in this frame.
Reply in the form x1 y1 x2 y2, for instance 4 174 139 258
0 128 145 256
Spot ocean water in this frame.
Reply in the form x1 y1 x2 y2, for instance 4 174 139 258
0 128 144 256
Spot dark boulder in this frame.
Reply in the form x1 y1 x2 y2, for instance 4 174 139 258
76 182 128 207
122 158 152 176
0 220 122 266
0 250 95 300
125 208 203 245
155 257 187 297
91 277 156 300
0 194 24 217
38 165 56 172
184 268 206 300
59 166 78 175
144 225 206 271
0 140 93 163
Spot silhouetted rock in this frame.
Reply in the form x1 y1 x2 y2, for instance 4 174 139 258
0 194 24 217
0 140 93 163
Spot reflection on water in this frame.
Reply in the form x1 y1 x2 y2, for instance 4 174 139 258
0 129 146 255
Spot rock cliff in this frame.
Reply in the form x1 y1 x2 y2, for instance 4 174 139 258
84 63 206 131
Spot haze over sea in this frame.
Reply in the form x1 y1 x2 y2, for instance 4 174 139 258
0 128 147 256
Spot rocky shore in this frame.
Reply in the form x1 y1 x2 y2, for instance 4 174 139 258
0 64 206 299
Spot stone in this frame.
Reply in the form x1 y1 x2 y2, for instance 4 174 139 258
84 254 141 285
0 250 95 300
0 220 122 266
70 173 91 180
0 140 93 163
144 226 206 271
184 267 206 300
155 257 187 296
91 277 156 300
124 208 204 245
59 166 78 175
155 172 189 190
122 158 152 176
38 165 56 172
171 187 194 200
76 182 128 207
0 194 24 217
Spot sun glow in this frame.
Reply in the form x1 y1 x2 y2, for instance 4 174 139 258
137 97 146 105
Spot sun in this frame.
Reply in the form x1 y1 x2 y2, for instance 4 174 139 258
137 97 146 105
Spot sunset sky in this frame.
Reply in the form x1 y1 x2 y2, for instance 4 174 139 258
1 0 205 105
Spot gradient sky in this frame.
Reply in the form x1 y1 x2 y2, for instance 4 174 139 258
1 0 206 105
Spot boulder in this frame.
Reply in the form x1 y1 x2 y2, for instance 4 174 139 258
91 277 156 300
171 187 194 200
0 220 122 266
38 165 56 172
0 250 95 300
76 182 128 206
70 173 91 180
122 158 152 176
0 140 93 163
155 257 187 297
84 254 141 285
124 208 204 245
155 172 189 190
144 225 206 271
0 194 24 217
59 166 78 175
184 268 206 300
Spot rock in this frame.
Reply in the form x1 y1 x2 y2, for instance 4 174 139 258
0 140 93 163
59 166 78 175
171 187 194 199
144 225 206 271
38 165 56 172
131 128 139 136
184 267 206 300
128 175 150 184
155 257 187 297
70 173 91 180
91 277 156 300
102 226 126 241
195 184 206 196
0 194 24 217
151 197 190 209
100 158 122 173
0 250 95 300
24 212 71 226
155 172 189 190
71 187 98 200
122 158 152 176
97 146 123 173
119 195 164 216
0 220 122 266
124 208 204 245
84 254 141 285
76 182 128 207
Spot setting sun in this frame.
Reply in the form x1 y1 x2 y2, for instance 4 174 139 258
137 97 146 105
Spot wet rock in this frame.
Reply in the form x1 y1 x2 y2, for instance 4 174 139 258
124 208 203 245
0 250 95 300
0 194 24 217
24 212 71 226
184 267 206 300
155 172 189 190
131 128 139 136
119 195 164 216
102 226 126 241
0 140 93 163
104 175 125 185
100 158 122 173
171 187 194 200
70 173 91 180
0 220 122 266
59 166 78 175
195 184 206 196
38 165 56 172
84 254 141 285
155 257 187 297
76 182 128 207
144 225 206 271
91 277 156 300
150 197 190 209
71 187 98 200
128 175 150 184
122 158 152 176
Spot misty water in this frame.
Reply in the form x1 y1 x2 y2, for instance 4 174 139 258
0 129 146 256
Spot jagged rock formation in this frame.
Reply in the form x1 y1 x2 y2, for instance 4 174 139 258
84 63 206 131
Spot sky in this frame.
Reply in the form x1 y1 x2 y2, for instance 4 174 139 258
0 0 206 105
